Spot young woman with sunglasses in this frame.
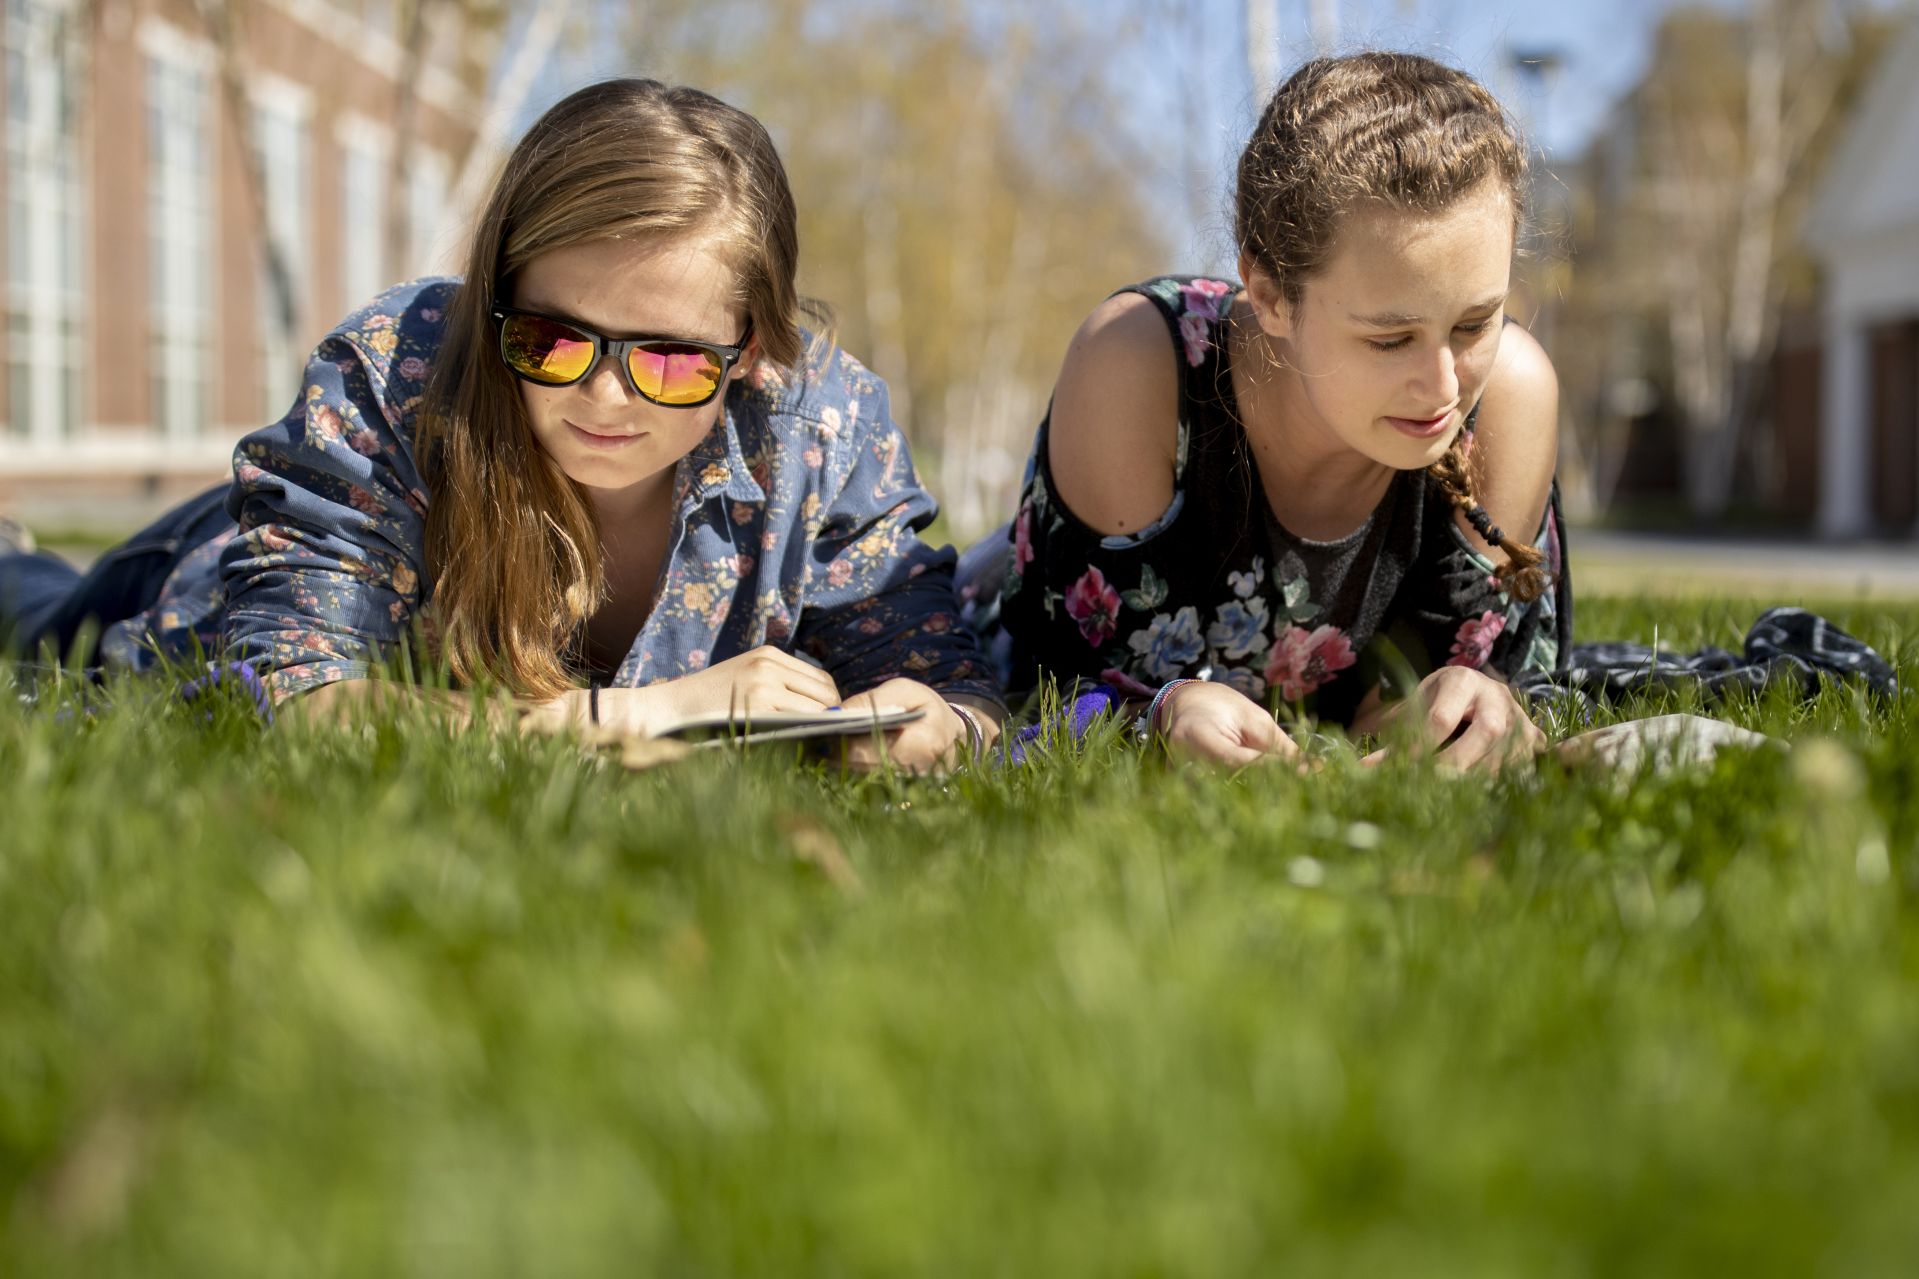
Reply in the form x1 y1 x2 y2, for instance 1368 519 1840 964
0 79 1001 769
965 52 1566 769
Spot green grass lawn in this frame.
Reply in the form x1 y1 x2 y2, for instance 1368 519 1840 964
3 597 1916 1277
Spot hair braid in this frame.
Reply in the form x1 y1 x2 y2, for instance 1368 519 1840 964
1426 436 1551 603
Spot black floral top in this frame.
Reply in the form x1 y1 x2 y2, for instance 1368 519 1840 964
986 275 1565 724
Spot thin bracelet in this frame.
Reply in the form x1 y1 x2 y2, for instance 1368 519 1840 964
948 702 986 760
1137 677 1200 740
588 682 601 726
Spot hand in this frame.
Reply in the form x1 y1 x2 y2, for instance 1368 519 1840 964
1155 680 1300 766
1360 666 1545 773
527 646 842 738
836 677 968 774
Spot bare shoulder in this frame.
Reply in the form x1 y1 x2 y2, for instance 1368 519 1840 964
1462 321 1559 554
1044 291 1182 536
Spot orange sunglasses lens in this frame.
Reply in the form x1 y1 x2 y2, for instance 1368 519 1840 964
500 314 596 384
629 344 725 405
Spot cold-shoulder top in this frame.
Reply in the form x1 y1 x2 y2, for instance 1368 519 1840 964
988 275 1566 723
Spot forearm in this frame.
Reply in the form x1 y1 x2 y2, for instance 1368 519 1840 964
284 677 527 731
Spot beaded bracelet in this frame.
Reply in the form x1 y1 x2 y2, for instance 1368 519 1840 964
1135 677 1201 740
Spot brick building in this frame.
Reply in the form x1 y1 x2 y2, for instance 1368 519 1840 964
0 0 483 526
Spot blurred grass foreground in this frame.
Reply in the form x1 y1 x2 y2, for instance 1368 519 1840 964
3 595 1918 1276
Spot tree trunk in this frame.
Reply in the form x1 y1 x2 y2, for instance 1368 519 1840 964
443 0 572 255
193 0 298 363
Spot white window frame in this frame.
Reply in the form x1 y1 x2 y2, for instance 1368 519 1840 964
406 144 450 279
142 18 216 444
335 112 391 311
4 0 87 445
250 72 311 422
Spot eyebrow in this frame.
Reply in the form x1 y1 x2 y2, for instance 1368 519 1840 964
1349 295 1508 327
513 299 730 346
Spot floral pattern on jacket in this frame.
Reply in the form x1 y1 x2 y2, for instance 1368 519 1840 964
99 277 999 707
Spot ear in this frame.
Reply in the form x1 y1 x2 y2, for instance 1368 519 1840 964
1237 251 1293 341
729 328 759 381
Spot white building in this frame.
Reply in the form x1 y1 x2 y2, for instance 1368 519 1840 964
1805 17 1919 540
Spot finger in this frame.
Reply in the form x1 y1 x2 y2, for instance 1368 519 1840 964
747 647 843 706
729 684 835 717
776 663 842 708
1174 723 1267 767
1244 715 1302 758
841 721 953 775
1423 678 1478 749
1236 709 1287 753
1495 720 1545 771
1520 716 1548 757
1437 708 1511 773
778 676 840 709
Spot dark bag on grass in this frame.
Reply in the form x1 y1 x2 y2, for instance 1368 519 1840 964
1513 607 1897 707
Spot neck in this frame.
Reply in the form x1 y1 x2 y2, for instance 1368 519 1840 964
1229 304 1395 504
586 465 675 536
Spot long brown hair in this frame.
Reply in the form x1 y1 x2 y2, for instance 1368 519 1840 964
417 79 810 698
1235 52 1550 601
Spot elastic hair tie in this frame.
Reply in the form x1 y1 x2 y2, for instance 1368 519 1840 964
1466 505 1505 546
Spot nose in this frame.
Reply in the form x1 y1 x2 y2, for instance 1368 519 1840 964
1412 339 1460 407
580 349 632 405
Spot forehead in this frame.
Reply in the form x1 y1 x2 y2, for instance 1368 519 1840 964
511 235 742 342
1309 182 1515 314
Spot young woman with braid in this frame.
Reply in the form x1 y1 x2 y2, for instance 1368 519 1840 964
968 52 1567 768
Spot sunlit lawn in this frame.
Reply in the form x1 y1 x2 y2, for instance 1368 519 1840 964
2 597 1916 1276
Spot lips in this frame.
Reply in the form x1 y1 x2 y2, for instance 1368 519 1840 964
566 420 646 449
1385 408 1455 440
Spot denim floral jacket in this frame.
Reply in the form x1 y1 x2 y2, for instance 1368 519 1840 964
100 278 999 707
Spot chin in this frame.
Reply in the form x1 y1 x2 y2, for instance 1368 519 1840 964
557 452 666 493
1373 422 1462 471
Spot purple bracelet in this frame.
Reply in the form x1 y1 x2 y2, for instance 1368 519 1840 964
178 659 274 725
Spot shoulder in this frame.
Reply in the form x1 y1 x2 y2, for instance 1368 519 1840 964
1044 290 1187 536
734 332 892 446
1473 318 1550 443
729 336 913 499
1459 320 1558 548
329 277 461 368
1481 321 1558 425
318 277 462 429
231 280 459 485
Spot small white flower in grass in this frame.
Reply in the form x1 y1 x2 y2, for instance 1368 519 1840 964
1287 856 1325 888
1344 822 1381 850
1793 738 1865 802
1856 837 1891 886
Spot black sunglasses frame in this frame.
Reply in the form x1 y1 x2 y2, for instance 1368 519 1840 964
488 303 752 408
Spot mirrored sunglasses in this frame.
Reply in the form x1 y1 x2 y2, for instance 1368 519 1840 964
489 304 751 408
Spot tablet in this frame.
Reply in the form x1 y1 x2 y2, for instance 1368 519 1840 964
658 706 927 746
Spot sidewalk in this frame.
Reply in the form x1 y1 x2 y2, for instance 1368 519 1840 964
32 526 1919 599
1569 528 1919 600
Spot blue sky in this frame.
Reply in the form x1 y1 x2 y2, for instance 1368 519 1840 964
1126 0 1677 269
533 0 1828 270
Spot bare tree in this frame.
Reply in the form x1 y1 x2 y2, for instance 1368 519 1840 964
1646 0 1857 519
1246 0 1281 106
189 0 300 365
622 0 1171 537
